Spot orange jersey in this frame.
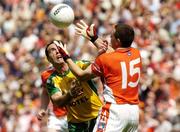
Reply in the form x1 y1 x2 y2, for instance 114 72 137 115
41 67 67 117
91 47 142 104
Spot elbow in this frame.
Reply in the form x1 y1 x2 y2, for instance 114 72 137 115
56 103 65 107
53 100 66 107
51 93 72 107
51 94 66 107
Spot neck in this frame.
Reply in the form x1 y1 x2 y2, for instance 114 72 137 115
116 47 130 50
54 63 69 75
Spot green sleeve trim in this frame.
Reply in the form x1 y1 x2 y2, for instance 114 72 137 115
46 72 61 96
82 60 91 69
47 85 60 96
75 60 91 70
87 80 98 95
81 60 91 65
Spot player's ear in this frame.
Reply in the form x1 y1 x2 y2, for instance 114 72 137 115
113 39 121 48
116 39 121 47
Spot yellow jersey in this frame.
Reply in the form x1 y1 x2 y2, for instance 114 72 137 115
46 60 102 123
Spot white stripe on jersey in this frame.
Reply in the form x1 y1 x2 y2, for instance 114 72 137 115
103 85 116 104
93 103 139 132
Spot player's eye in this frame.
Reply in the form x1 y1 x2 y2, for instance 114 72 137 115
49 48 57 54
53 48 57 51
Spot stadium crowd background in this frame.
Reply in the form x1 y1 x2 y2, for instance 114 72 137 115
0 0 179 131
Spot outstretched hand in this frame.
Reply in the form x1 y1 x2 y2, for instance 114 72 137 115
37 109 46 121
75 20 109 55
97 40 108 55
75 20 98 43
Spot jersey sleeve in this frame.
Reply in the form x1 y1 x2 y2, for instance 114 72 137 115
41 74 47 87
41 68 54 88
91 56 103 76
46 76 61 96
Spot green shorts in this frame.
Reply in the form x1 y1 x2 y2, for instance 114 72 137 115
68 118 97 132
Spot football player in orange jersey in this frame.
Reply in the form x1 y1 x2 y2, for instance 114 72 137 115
37 68 68 132
58 20 142 132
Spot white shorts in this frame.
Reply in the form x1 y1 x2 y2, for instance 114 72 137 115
47 114 68 132
93 103 139 132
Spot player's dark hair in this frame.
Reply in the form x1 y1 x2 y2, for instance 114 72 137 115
45 41 53 58
114 23 134 48
45 40 63 58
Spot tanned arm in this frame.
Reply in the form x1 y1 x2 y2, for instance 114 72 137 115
66 59 95 81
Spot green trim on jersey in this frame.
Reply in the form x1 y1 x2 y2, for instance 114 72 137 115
46 71 61 96
74 60 91 70
56 69 70 77
81 60 91 65
87 80 98 95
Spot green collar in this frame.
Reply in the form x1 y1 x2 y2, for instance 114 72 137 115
56 69 70 77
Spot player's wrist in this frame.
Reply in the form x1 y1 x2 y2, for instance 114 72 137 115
92 37 100 46
63 55 70 61
90 35 98 43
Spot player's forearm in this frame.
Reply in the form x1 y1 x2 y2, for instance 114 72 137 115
40 89 50 110
93 38 103 49
66 58 85 78
66 59 95 80
52 92 72 107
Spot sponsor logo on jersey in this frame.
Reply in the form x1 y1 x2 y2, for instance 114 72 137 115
69 96 89 106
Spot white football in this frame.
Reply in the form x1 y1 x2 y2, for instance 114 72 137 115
49 3 74 28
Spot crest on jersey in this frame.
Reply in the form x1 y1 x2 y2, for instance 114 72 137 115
127 51 131 56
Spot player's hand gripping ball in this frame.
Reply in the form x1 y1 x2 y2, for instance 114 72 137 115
49 3 74 28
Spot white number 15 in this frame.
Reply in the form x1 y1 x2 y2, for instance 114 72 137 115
120 58 140 89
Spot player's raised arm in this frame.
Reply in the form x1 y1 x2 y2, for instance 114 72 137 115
56 42 96 80
75 20 114 54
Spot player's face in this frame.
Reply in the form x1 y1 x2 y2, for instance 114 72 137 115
47 43 65 65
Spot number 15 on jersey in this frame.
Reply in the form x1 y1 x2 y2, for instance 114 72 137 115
120 58 141 89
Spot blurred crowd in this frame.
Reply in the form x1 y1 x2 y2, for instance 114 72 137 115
0 0 179 132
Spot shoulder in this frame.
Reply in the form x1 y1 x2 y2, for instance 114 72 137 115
45 71 60 88
130 47 140 52
41 67 55 76
130 47 141 56
95 52 113 62
97 52 109 58
41 67 56 83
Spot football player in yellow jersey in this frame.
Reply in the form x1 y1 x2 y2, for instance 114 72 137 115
44 40 103 132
